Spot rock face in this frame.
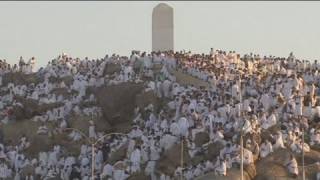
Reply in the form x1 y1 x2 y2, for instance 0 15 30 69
95 83 144 133
255 148 320 180
128 172 149 180
135 90 161 112
103 63 121 75
295 150 320 180
195 168 251 180
255 149 292 180
156 141 191 175
49 76 73 86
2 72 43 86
194 132 210 147
12 96 63 121
206 141 224 160
107 143 128 164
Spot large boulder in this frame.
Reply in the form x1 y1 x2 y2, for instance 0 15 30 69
103 63 121 75
156 141 191 175
205 141 224 160
48 75 73 86
171 70 209 88
12 96 63 121
107 143 128 164
95 82 144 133
195 168 251 180
128 172 149 180
260 125 280 143
2 72 43 86
295 149 320 165
255 148 320 180
299 163 320 180
194 132 210 147
295 150 320 180
255 149 292 180
135 90 164 114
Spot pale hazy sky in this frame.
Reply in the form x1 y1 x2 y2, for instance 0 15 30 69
1 1 320 68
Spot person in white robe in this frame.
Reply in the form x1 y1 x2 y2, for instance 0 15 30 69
100 163 113 179
68 130 82 142
95 148 104 170
290 139 310 154
214 158 227 176
19 136 30 151
219 143 233 159
48 151 58 167
28 57 36 73
7 149 17 168
193 163 205 177
160 133 178 151
145 160 157 180
242 118 252 135
37 124 49 135
204 160 214 172
35 164 46 179
170 121 181 137
140 146 149 164
130 147 141 173
88 121 97 139
310 129 320 146
0 162 9 179
260 93 271 111
113 167 129 180
162 79 171 98
231 83 240 101
259 139 273 158
243 148 254 165
160 118 169 133
31 90 39 100
262 112 277 130
210 129 224 143
285 154 298 178
14 154 27 172
273 131 285 150
61 165 72 180
178 117 189 137
129 127 143 139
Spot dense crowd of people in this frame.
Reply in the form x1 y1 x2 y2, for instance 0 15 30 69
0 49 320 179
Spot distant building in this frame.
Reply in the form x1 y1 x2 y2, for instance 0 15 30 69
152 3 174 52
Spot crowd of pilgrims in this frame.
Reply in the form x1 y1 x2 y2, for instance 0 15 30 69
0 49 320 180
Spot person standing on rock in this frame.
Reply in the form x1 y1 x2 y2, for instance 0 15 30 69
88 120 97 140
285 154 298 178
18 56 25 72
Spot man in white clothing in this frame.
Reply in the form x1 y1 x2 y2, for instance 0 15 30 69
285 154 298 178
260 139 273 158
178 117 189 137
130 146 141 173
88 121 97 140
101 163 113 179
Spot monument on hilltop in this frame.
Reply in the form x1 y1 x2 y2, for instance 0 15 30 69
152 3 174 52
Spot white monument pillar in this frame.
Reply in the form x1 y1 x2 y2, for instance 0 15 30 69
152 3 174 52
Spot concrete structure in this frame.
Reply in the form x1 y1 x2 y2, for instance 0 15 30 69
152 3 174 52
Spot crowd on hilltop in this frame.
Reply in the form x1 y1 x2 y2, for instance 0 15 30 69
0 49 320 180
